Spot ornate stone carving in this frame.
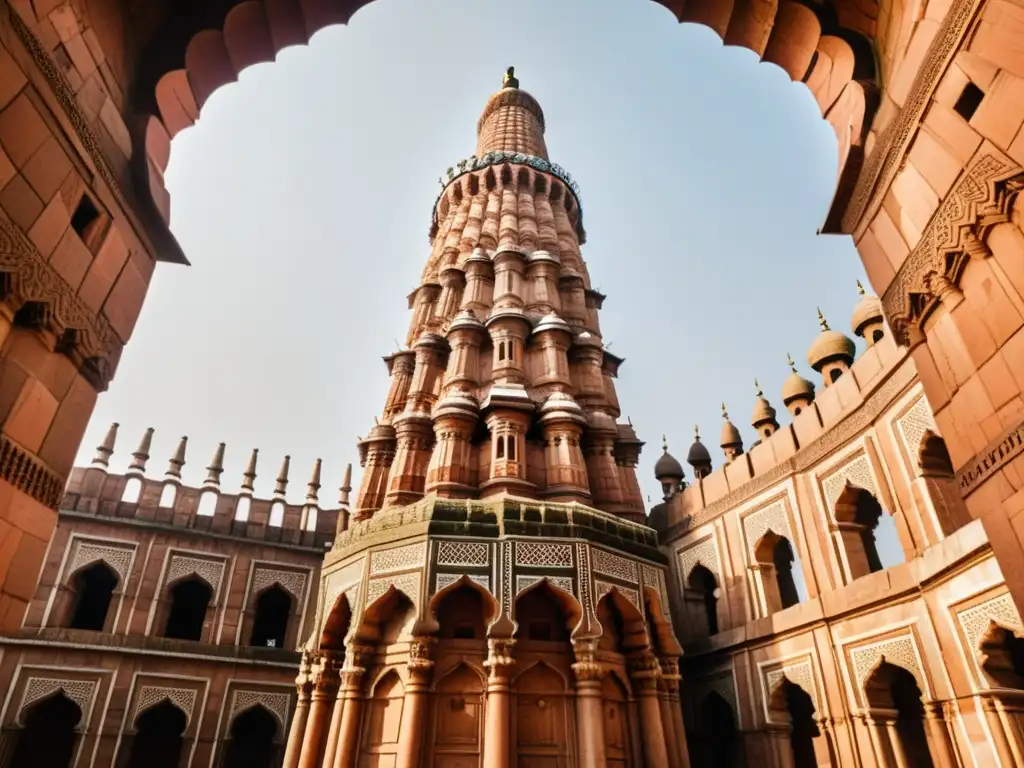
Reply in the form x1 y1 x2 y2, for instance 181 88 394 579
365 571 420 609
436 541 489 567
896 396 937 474
594 579 641 613
133 686 198 727
742 499 793 558
576 542 594 620
229 689 290 730
66 539 133 583
502 541 514 619
957 592 1024 683
166 554 226 599
435 573 491 593
694 670 739 718
642 563 672 616
484 638 516 680
850 632 928 699
677 536 721 585
0 214 121 392
516 574 573 595
514 542 573 568
821 453 880 519
591 548 638 583
252 567 307 601
369 541 427 575
763 657 819 722
882 153 1024 342
842 0 988 233
627 649 661 692
0 433 68 509
18 677 96 724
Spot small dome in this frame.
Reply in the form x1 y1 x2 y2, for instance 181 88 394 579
782 354 816 404
528 250 560 265
448 309 485 333
433 388 479 419
465 247 492 266
806 310 855 371
539 392 586 425
687 427 712 467
851 281 884 337
719 404 742 448
655 436 685 480
751 380 777 426
532 312 572 335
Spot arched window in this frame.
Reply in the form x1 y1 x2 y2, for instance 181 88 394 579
781 681 819 768
10 692 82 768
507 435 517 461
754 531 806 614
127 700 187 768
498 342 506 361
872 329 884 344
688 565 719 636
234 496 251 522
269 501 285 527
829 368 842 383
507 341 514 361
514 582 578 644
122 477 142 503
222 705 278 768
864 663 934 768
197 491 217 517
436 583 489 641
68 561 118 631
979 623 1024 689
250 586 291 648
164 578 212 641
835 485 905 580
773 537 801 609
496 436 505 459
159 484 177 508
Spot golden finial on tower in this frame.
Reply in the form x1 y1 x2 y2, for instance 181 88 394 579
755 378 763 397
694 423 701 440
503 66 519 89
721 402 730 421
787 352 797 372
857 279 866 297
817 307 830 331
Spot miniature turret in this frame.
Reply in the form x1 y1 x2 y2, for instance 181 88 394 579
91 422 119 469
719 404 744 463
241 448 258 494
204 442 226 488
127 427 154 474
305 459 322 505
274 455 291 500
807 309 856 386
654 435 686 501
782 353 815 416
851 280 885 347
166 436 188 480
751 380 780 440
337 463 353 532
687 424 713 479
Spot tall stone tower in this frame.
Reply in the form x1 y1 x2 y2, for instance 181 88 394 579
354 66 646 524
289 71 688 768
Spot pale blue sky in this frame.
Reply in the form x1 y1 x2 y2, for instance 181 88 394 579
75 0 871 510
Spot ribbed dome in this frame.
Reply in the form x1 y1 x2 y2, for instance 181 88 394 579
655 436 685 480
807 311 855 371
476 68 548 159
532 311 572 335
851 281 884 337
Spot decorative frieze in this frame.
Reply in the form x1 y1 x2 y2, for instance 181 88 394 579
514 542 573 568
369 542 427 575
436 541 489 567
229 689 290 730
0 433 67 509
594 579 641 613
677 537 721 586
516 574 573 596
436 573 491 593
166 554 226 599
133 686 198 727
66 539 134 583
956 416 1024 497
18 677 96 724
365 571 420 609
252 567 307 601
591 548 638 583
641 563 672 616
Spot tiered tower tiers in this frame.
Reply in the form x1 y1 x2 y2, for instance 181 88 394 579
355 67 645 523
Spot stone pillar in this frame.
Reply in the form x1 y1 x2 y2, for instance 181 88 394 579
407 283 441 340
321 695 346 768
425 394 478 498
282 654 315 768
396 637 435 768
583 425 625 512
982 695 1024 767
385 412 434 506
656 678 681 768
525 252 562 314
767 724 795 768
483 638 515 768
660 658 690 768
436 267 466 323
461 250 494 314
354 425 397 520
297 656 340 768
383 351 416 421
571 641 607 768
923 701 957 768
539 397 591 504
331 661 368 768
628 650 670 768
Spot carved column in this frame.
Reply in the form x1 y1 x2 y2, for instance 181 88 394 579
396 637 435 768
583 420 624 512
385 412 434 506
571 641 607 768
922 701 957 768
425 393 479 498
297 656 340 768
331 654 369 768
282 654 315 768
354 425 397 520
383 351 416 421
660 657 690 768
483 638 515 768
539 395 591 504
436 267 466 323
628 650 670 768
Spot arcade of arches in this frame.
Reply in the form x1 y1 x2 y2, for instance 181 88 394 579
0 0 1021 765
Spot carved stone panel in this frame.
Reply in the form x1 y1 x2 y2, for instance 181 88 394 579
762 656 819 723
229 689 291 731
895 396 937 474
370 542 427 575
821 453 881 520
515 575 573 596
252 566 308 602
66 539 134 584
676 536 721 585
436 541 490 567
166 554 227 600
436 573 491 593
133 686 198 727
18 677 97 725
956 592 1024 688
514 542 573 568
594 579 641 613
849 631 929 702
591 549 638 583
742 499 793 559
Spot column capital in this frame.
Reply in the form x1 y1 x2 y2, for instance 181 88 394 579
484 637 516 680
627 648 661 692
571 644 606 683
311 658 341 700
407 635 437 686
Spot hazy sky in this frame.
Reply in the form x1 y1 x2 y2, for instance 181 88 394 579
74 0 871 509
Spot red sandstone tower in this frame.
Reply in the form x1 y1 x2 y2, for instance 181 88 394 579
355 66 646 523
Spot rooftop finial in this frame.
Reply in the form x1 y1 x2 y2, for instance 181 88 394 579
166 436 187 479
92 422 119 468
817 307 830 331
721 402 730 421
128 427 154 473
241 448 258 493
662 434 668 452
754 379 763 397
204 442 226 487
503 66 519 89
339 463 353 507
694 423 701 441
274 455 291 498
857 279 866 297
787 352 797 372
306 458 322 504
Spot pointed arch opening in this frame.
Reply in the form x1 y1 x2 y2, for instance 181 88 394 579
163 577 213 641
249 584 291 649
753 530 806 613
362 670 405 763
596 588 647 654
692 691 740 768
357 586 416 646
68 560 119 631
127 700 187 768
687 564 720 636
222 704 279 768
513 580 581 645
834 483 905 580
768 678 820 768
320 592 353 653
863 661 934 768
979 622 1024 689
431 578 497 642
10 691 82 768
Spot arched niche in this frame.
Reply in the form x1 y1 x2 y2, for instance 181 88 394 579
767 677 820 768
514 661 571 766
355 586 417 647
753 530 805 613
429 577 498 643
319 592 353 654
602 672 634 767
162 576 213 641
694 690 741 768
221 704 279 768
66 560 120 632
361 670 405 764
513 579 582 645
686 564 720 637
429 663 486 765
863 660 935 768
834 482 905 580
124 699 188 768
596 588 648 654
979 621 1024 690
9 691 82 768
248 584 292 649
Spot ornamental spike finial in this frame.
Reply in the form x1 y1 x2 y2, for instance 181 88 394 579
662 434 668 453
204 442 226 487
166 436 187 479
857 279 866 297
817 307 830 331
92 422 119 468
694 423 701 441
339 463 353 507
787 352 797 372
275 455 291 498
754 379 763 397
721 402 730 421
241 448 259 493
128 427 154 473
306 458 322 504
503 66 519 89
